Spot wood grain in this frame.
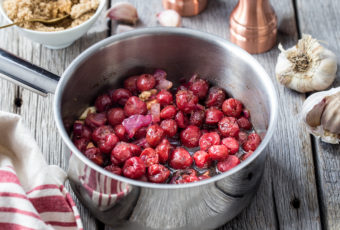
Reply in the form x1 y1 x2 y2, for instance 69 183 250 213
296 0 340 229
0 3 111 230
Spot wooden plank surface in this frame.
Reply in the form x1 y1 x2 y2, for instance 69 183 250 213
105 0 321 229
1 0 338 229
296 0 340 229
0 4 111 230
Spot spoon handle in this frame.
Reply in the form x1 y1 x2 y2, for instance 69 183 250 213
0 22 19 29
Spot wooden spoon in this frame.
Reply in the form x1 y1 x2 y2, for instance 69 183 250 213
0 15 70 29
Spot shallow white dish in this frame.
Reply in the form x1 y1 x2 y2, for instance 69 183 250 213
0 0 106 49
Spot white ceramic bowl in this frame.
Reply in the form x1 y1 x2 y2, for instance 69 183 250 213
0 0 106 49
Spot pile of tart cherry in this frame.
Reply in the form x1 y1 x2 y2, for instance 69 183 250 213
71 70 261 184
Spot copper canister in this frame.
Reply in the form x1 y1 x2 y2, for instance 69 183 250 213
162 0 208 17
229 0 277 54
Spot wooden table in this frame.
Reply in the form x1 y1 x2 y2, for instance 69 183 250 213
1 0 339 229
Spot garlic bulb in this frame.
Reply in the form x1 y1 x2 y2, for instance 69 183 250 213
275 34 337 93
157 10 182 27
301 87 340 144
106 2 138 25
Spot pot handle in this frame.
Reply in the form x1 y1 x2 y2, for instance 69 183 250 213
0 48 60 96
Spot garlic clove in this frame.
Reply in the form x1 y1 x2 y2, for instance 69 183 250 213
79 106 96 120
301 87 340 144
321 91 340 134
116 24 134 34
275 34 337 93
157 10 182 27
106 2 138 25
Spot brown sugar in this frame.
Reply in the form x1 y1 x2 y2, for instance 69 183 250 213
3 0 100 32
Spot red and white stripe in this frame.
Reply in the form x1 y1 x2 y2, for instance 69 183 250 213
0 165 83 230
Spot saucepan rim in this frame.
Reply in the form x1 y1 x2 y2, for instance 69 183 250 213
54 27 278 189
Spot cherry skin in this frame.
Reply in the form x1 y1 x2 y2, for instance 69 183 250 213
176 90 198 114
95 94 112 112
237 117 252 130
190 110 205 127
169 147 193 169
199 132 221 151
205 108 224 125
221 137 239 155
218 117 240 137
107 108 125 126
156 90 173 105
124 76 139 95
155 138 172 163
85 113 107 129
92 125 114 142
160 105 177 119
110 88 132 106
160 119 178 137
175 111 189 129
137 74 156 91
180 125 201 148
189 78 209 99
208 145 229 161
111 142 133 164
205 86 226 108
217 155 240 172
193 150 211 168
243 133 261 152
147 164 170 183
222 98 243 118
146 124 165 147
124 96 147 117
84 147 104 166
123 157 146 179
140 148 159 167
98 133 119 154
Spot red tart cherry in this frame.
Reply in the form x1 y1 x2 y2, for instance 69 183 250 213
180 125 201 148
123 157 146 179
199 132 221 151
176 90 198 114
155 138 172 163
156 90 173 105
147 164 170 183
218 117 240 137
95 94 112 112
160 119 178 137
124 96 147 117
193 150 211 168
109 88 132 106
222 98 243 118
243 133 261 152
137 74 156 91
146 124 165 147
208 145 228 161
169 147 193 169
107 108 125 126
140 148 159 167
160 105 177 119
205 108 224 124
217 155 240 172
221 137 239 155
205 86 226 108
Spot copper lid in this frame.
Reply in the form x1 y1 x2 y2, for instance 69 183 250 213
229 0 277 54
162 0 208 17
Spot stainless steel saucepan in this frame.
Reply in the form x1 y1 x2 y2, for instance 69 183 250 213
0 28 278 230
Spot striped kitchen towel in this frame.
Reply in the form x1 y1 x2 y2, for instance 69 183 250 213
0 111 83 230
